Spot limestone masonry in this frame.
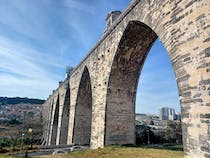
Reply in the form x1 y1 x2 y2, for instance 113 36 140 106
42 0 210 157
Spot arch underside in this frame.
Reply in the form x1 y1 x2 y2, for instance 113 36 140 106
105 21 157 145
59 88 70 145
73 67 92 145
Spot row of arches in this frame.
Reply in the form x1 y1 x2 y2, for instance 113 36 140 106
48 67 93 146
48 22 179 146
45 17 209 157
48 21 178 146
48 86 71 145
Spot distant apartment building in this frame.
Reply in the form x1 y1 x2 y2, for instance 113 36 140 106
159 107 180 121
135 113 160 125
176 112 181 120
135 113 147 120
135 113 150 125
168 108 176 120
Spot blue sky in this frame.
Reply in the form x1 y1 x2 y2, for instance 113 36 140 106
0 0 180 114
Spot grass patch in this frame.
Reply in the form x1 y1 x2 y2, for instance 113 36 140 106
0 154 12 158
147 145 183 151
40 146 184 158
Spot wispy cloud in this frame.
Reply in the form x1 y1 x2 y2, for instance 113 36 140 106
0 36 65 74
63 0 96 14
0 36 63 99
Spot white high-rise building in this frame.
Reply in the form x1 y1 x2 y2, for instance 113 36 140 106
168 108 176 120
160 107 177 120
160 107 169 120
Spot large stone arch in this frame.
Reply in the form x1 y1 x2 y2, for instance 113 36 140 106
105 21 157 145
50 95 59 145
59 85 70 145
73 66 93 145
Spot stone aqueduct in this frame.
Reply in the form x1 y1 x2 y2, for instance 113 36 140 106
42 0 210 157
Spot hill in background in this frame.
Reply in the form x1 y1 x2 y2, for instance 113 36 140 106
0 97 45 105
0 97 44 146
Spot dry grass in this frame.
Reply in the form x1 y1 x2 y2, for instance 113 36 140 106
0 154 11 158
40 146 184 158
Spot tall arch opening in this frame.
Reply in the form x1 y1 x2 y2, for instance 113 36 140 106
59 87 70 145
51 96 59 145
47 101 54 145
73 67 92 145
105 21 181 146
135 39 182 146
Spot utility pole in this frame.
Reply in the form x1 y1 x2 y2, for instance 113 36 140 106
28 128 33 149
20 133 25 154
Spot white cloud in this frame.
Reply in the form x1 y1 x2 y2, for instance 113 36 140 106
0 36 64 99
63 0 96 14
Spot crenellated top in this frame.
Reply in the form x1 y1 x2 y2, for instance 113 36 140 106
104 11 121 33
